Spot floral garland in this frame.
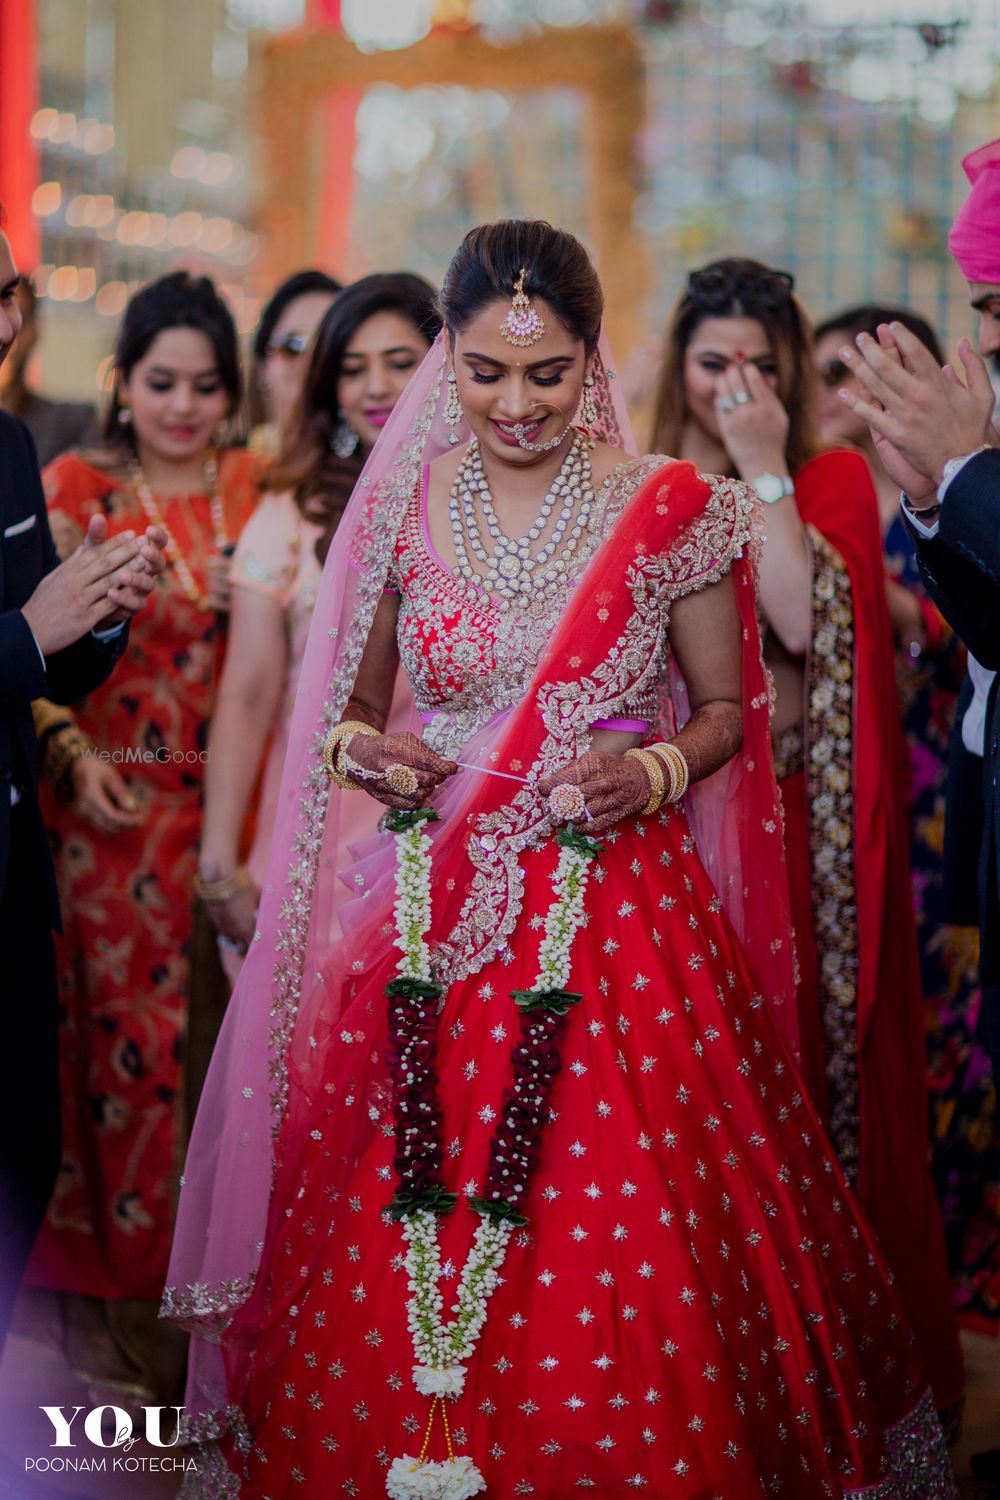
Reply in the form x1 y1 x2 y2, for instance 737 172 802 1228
383 809 601 1500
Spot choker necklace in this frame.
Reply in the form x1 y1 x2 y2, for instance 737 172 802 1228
129 453 226 611
449 431 594 609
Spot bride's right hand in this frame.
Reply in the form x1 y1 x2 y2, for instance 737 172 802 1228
343 730 457 809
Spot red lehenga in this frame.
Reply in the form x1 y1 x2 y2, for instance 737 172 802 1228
165 347 952 1498
167 450 953 1494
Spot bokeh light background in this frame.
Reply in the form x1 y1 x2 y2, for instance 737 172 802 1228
5 0 999 399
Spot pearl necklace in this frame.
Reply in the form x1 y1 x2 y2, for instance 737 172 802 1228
129 454 227 611
449 432 594 608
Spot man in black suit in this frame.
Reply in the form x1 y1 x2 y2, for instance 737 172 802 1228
0 211 166 1360
838 142 1000 1494
835 151 1000 1085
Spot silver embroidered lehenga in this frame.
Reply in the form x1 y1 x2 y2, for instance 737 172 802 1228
164 341 955 1499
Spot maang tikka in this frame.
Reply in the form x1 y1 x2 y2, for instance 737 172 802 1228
500 268 546 348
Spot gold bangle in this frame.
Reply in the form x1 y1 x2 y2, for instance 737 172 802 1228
322 719 380 789
42 723 96 795
671 744 690 800
624 747 666 815
649 741 690 802
648 742 679 802
33 698 73 741
650 742 688 802
194 865 250 902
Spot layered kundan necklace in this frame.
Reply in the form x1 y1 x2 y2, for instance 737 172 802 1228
381 806 601 1500
129 453 227 611
449 430 594 608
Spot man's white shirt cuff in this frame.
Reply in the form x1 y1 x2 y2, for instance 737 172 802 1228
900 446 989 537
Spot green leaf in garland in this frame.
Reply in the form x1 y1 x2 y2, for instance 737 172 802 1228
554 825 603 859
385 976 445 1001
470 1195 530 1227
511 987 583 1016
381 807 441 834
388 1184 458 1220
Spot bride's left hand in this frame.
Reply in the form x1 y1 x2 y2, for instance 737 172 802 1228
538 751 652 835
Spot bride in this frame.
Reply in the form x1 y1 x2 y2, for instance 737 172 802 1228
165 221 953 1498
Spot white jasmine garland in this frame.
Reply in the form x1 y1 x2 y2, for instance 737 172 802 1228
413 1365 467 1399
386 815 595 1496
387 1455 487 1500
394 821 435 981
534 843 592 990
402 1212 514 1373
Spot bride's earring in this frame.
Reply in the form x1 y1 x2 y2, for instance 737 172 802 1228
581 373 598 446
445 369 463 445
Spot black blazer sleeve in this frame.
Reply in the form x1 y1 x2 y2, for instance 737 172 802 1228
0 606 49 704
906 448 1000 669
0 415 128 707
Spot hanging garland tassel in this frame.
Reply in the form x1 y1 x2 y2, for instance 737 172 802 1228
382 811 601 1499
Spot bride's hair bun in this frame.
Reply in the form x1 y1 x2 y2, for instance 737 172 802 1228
441 219 603 353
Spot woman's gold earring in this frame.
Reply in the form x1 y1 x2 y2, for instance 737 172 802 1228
581 373 598 446
444 369 463 445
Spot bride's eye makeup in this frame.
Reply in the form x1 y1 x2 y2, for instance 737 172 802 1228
464 353 576 387
469 370 565 387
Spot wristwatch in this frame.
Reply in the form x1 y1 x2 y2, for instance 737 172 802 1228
751 472 795 505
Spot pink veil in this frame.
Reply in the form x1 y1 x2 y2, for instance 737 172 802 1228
164 332 796 1443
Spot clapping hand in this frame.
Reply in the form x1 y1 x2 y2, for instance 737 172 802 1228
837 323 996 487
86 514 168 628
22 523 159 656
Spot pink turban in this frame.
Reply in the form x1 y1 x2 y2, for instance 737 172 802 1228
949 137 1000 284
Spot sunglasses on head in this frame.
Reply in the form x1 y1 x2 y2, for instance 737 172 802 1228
687 267 795 312
266 331 311 359
819 357 850 388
